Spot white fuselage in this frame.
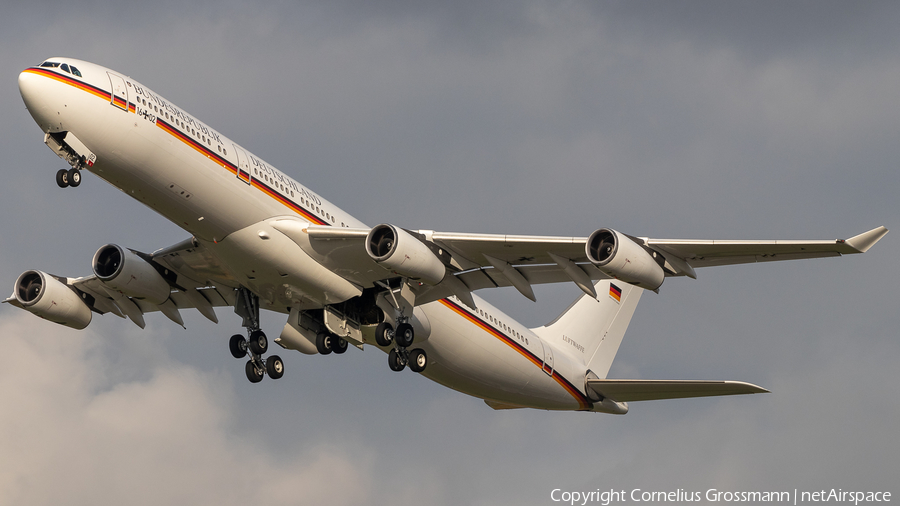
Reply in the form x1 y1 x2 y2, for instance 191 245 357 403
18 58 595 412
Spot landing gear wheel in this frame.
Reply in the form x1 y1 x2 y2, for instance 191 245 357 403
245 360 264 383
248 329 268 355
67 168 81 187
395 323 415 348
316 331 333 355
229 334 248 359
56 169 69 188
332 337 348 354
408 348 427 373
375 322 393 347
388 348 406 372
266 355 285 379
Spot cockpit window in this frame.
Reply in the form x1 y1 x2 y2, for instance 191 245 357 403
38 61 82 77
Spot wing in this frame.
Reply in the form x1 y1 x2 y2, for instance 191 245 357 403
299 224 887 304
647 226 889 269
4 238 238 329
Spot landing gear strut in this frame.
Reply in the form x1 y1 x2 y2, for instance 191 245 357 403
230 287 284 383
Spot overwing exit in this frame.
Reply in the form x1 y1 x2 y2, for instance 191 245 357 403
4 58 888 413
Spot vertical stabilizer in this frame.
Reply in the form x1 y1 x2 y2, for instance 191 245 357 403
531 280 642 378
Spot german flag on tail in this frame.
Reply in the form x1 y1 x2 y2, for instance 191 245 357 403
609 283 622 302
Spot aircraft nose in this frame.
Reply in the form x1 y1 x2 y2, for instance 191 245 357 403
19 69 54 132
18 70 40 109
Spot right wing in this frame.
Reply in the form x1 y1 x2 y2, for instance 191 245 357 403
4 238 238 329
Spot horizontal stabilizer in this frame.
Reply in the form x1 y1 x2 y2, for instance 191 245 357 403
587 379 768 402
484 399 527 410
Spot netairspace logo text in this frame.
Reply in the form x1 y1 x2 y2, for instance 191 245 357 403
550 488 891 506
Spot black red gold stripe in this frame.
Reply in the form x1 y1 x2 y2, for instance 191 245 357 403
23 67 111 102
439 298 592 410
155 118 328 226
27 66 329 227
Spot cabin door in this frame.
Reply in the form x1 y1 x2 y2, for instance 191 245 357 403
541 341 554 376
234 146 252 184
107 72 129 111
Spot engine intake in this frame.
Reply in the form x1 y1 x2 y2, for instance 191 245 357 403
14 270 92 329
365 224 446 285
586 228 665 290
92 244 171 304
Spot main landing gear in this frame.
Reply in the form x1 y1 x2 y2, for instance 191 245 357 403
230 287 284 383
56 167 82 188
230 331 284 383
375 320 428 374
313 330 349 355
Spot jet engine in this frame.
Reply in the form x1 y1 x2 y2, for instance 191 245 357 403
14 270 92 329
92 244 171 304
585 228 665 290
365 224 446 285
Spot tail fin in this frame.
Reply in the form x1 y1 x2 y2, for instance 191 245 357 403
531 280 642 378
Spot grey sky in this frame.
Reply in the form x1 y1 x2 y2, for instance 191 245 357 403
0 2 897 505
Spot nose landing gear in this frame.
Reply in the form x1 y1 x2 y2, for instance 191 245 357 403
45 132 93 189
56 167 82 188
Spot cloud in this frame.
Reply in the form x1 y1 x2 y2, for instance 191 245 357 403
0 313 375 506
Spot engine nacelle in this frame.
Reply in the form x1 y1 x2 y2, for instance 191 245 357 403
92 244 171 304
365 224 446 285
14 270 92 330
585 228 665 290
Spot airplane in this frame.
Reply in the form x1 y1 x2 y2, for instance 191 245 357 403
5 57 888 414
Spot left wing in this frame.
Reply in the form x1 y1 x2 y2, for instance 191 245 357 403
300 224 887 303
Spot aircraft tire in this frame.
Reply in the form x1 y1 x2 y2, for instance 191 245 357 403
375 322 393 347
388 348 406 372
266 355 285 379
395 323 414 348
408 349 427 373
316 331 333 355
249 329 268 355
333 337 348 354
229 334 248 359
245 360 264 383
68 168 81 187
56 169 69 188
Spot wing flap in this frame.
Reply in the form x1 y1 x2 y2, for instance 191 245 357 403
586 379 769 402
432 231 588 269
